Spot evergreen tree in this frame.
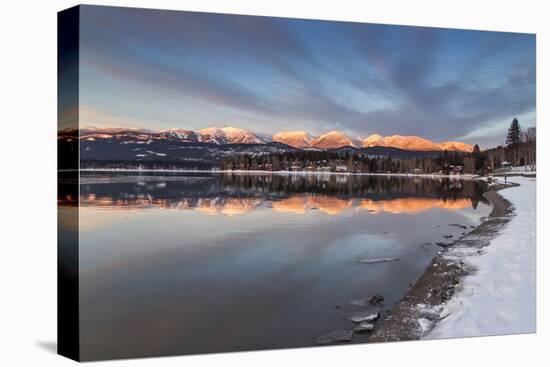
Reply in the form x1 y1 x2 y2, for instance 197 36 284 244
472 144 484 171
506 117 522 146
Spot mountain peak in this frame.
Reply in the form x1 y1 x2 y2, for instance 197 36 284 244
311 131 356 149
220 126 243 133
324 130 346 137
272 130 313 148
198 126 264 144
73 126 473 152
362 134 473 152
367 133 383 140
439 141 474 152
159 128 199 142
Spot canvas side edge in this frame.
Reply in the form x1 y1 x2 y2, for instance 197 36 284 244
57 5 81 362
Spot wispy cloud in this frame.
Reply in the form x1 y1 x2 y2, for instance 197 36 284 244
78 5 536 147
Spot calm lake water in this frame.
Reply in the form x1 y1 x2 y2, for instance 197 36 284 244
59 172 491 360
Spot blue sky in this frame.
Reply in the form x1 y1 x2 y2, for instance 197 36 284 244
78 5 536 147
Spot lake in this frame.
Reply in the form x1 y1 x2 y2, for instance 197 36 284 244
58 172 491 360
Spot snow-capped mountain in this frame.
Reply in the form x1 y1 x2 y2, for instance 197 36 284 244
362 134 473 152
198 127 265 145
310 131 356 149
79 128 155 142
362 134 385 148
63 125 478 171
63 126 473 152
159 129 200 142
439 141 475 152
362 134 439 151
272 131 313 148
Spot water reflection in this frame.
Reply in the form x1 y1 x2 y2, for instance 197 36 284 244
59 172 491 359
70 194 475 216
61 172 487 216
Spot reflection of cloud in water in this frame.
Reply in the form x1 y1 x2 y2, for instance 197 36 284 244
78 209 134 231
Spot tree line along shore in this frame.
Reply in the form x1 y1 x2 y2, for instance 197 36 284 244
219 119 535 175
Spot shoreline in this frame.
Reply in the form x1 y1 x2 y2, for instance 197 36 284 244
365 181 517 343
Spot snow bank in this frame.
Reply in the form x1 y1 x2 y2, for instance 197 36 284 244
507 165 536 173
426 176 536 338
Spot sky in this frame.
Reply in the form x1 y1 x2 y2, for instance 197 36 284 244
75 5 536 148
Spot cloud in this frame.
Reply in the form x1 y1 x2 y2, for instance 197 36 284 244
341 25 535 143
78 5 536 147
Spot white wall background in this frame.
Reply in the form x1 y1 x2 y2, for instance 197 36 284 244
0 0 547 366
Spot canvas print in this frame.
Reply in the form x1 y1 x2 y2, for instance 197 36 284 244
58 5 536 361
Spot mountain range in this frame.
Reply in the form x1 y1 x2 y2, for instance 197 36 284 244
62 126 473 152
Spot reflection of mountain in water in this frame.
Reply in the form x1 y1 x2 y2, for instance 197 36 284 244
59 173 488 216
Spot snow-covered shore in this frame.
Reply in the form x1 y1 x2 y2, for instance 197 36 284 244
426 176 536 338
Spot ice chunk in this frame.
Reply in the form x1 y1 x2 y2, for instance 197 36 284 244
347 309 380 323
354 322 375 333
